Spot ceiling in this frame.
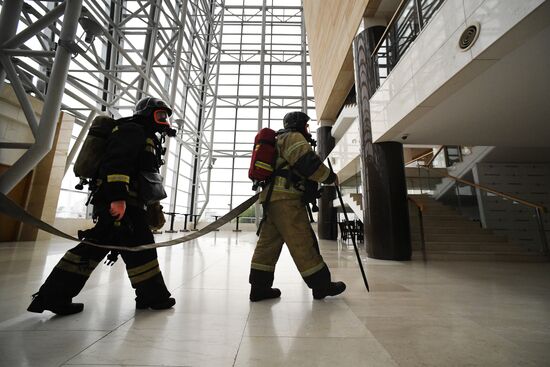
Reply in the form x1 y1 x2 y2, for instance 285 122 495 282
368 0 401 20
381 6 550 148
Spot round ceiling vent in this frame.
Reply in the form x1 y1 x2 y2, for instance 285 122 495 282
459 23 480 51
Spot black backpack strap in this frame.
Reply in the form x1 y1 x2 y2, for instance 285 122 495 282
256 162 288 236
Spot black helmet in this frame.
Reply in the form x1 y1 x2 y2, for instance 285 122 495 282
283 111 313 143
134 97 176 136
283 111 310 130
135 97 173 116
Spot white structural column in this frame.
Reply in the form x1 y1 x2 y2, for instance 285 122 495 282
0 0 25 91
0 0 83 194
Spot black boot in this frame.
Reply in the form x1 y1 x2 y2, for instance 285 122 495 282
133 272 174 310
27 293 84 316
249 268 281 302
136 297 176 310
304 265 347 300
250 287 281 302
312 281 347 300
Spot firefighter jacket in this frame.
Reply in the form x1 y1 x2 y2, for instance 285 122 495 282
259 131 336 203
94 119 164 207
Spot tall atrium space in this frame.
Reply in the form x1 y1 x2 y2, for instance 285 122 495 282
0 0 549 366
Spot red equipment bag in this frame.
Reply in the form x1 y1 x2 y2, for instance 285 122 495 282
249 128 277 189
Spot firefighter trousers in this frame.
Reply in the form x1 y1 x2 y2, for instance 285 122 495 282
250 198 333 290
36 206 171 306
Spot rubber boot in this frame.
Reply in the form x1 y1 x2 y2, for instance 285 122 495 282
27 292 84 316
136 297 176 310
303 265 347 300
133 273 175 310
312 281 346 300
249 268 281 302
27 259 92 316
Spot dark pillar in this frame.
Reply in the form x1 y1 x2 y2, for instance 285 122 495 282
353 27 411 260
317 125 337 240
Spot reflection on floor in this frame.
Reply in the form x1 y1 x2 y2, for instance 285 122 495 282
0 231 549 366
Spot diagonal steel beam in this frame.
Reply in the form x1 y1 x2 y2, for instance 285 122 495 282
0 56 39 137
1 2 66 50
0 0 24 91
0 0 83 194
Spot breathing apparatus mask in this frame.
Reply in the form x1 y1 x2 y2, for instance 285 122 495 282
152 109 176 137
134 97 177 137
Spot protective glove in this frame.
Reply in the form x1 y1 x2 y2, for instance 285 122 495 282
110 200 126 220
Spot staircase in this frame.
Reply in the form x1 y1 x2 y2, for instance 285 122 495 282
409 195 546 261
334 193 363 219
338 192 546 261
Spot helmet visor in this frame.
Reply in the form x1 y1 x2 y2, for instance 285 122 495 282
153 109 171 127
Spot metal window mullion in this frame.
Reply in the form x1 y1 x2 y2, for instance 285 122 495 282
300 4 308 113
136 0 163 99
168 0 190 213
195 0 223 216
186 0 210 216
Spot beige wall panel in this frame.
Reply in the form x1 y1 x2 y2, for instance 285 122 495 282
304 0 369 121
0 85 74 241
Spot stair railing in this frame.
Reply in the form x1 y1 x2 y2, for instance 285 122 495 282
420 166 549 256
405 146 445 193
370 0 446 91
407 196 427 262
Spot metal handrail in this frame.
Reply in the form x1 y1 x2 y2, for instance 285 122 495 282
370 0 408 58
407 195 424 212
419 167 546 212
424 145 444 167
405 149 434 166
407 196 427 261
419 166 548 256
369 0 446 91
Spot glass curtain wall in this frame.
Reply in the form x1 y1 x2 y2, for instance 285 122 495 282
199 0 315 219
50 0 222 218
2 0 313 221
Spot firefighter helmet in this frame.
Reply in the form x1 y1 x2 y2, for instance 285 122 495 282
283 111 309 130
134 97 175 135
135 97 173 117
283 111 311 139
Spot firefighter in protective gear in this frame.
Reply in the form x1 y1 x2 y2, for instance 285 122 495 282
249 111 346 302
27 97 176 316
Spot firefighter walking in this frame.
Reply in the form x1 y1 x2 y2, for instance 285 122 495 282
28 97 176 315
249 111 346 302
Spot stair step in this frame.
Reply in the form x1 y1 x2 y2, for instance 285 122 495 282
410 233 509 242
409 226 488 234
420 214 471 220
412 251 548 262
415 242 526 252
411 222 484 230
405 194 539 261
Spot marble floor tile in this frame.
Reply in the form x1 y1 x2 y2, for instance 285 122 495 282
65 326 242 367
1 232 550 366
234 336 398 367
246 299 371 338
361 315 542 367
0 330 108 367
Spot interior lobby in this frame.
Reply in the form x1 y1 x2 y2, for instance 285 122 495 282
1 0 550 366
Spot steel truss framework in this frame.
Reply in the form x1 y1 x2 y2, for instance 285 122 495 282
0 0 313 220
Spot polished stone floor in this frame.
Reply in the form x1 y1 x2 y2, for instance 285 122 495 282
0 230 549 367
